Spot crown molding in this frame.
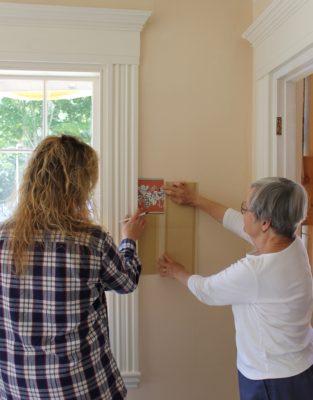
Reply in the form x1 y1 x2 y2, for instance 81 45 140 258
243 0 309 47
0 2 151 32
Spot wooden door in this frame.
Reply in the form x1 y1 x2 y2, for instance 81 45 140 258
302 76 313 266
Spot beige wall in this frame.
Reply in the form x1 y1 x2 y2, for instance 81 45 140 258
0 0 253 399
253 0 272 19
132 0 252 399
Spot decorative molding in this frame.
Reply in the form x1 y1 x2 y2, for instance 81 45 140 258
0 2 151 32
243 0 309 47
243 0 313 182
99 61 141 389
0 52 140 67
0 3 151 66
123 372 141 388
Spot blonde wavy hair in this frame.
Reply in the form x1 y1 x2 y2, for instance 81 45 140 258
8 134 99 275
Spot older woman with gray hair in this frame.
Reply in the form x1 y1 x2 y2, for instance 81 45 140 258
158 177 313 400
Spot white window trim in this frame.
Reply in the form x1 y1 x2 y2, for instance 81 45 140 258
0 2 151 388
243 0 313 181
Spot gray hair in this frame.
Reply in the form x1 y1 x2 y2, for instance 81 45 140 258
249 177 308 238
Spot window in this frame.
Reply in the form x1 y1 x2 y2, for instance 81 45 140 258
0 74 98 221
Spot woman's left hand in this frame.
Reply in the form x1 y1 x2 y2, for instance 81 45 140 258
157 254 191 285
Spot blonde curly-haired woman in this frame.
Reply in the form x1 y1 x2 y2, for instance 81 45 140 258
0 135 145 399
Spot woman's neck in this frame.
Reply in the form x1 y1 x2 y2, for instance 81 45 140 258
254 232 294 255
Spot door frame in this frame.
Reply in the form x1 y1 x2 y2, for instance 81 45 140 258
243 0 313 180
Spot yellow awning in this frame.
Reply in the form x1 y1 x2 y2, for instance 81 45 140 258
0 90 91 101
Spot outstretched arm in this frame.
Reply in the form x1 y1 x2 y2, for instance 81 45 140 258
157 254 191 286
158 253 258 306
163 182 227 224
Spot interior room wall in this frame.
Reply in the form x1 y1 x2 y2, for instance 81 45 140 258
0 0 253 399
133 1 252 399
253 0 272 19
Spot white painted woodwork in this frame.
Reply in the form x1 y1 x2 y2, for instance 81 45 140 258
0 2 151 388
243 0 313 180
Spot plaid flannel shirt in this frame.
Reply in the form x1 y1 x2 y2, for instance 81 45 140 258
0 225 142 400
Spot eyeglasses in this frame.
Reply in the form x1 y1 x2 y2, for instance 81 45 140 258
241 201 249 214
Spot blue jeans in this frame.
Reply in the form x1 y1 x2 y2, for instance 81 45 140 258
238 364 313 400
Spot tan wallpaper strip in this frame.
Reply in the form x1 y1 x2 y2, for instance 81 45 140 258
138 182 196 275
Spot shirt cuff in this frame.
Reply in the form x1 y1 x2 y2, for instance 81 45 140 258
187 274 200 295
119 238 136 252
222 207 234 228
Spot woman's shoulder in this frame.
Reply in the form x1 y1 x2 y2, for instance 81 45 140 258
66 225 109 243
33 225 111 252
82 224 108 239
0 221 115 252
85 226 117 249
76 226 112 252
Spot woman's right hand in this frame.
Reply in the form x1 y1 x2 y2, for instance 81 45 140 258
163 182 198 206
121 209 146 241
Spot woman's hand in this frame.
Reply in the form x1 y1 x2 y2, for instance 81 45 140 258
121 209 146 241
163 182 198 206
157 254 191 285
165 181 227 223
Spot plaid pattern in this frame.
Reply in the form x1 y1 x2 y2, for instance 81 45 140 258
0 225 142 400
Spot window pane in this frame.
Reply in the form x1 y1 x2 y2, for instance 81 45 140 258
0 152 30 221
47 80 92 144
0 79 44 149
0 76 95 222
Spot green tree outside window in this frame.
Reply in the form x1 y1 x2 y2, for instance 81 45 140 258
0 88 92 221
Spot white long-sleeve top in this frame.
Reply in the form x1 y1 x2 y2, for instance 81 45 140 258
188 208 313 379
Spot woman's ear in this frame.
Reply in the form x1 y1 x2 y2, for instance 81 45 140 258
261 220 271 233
